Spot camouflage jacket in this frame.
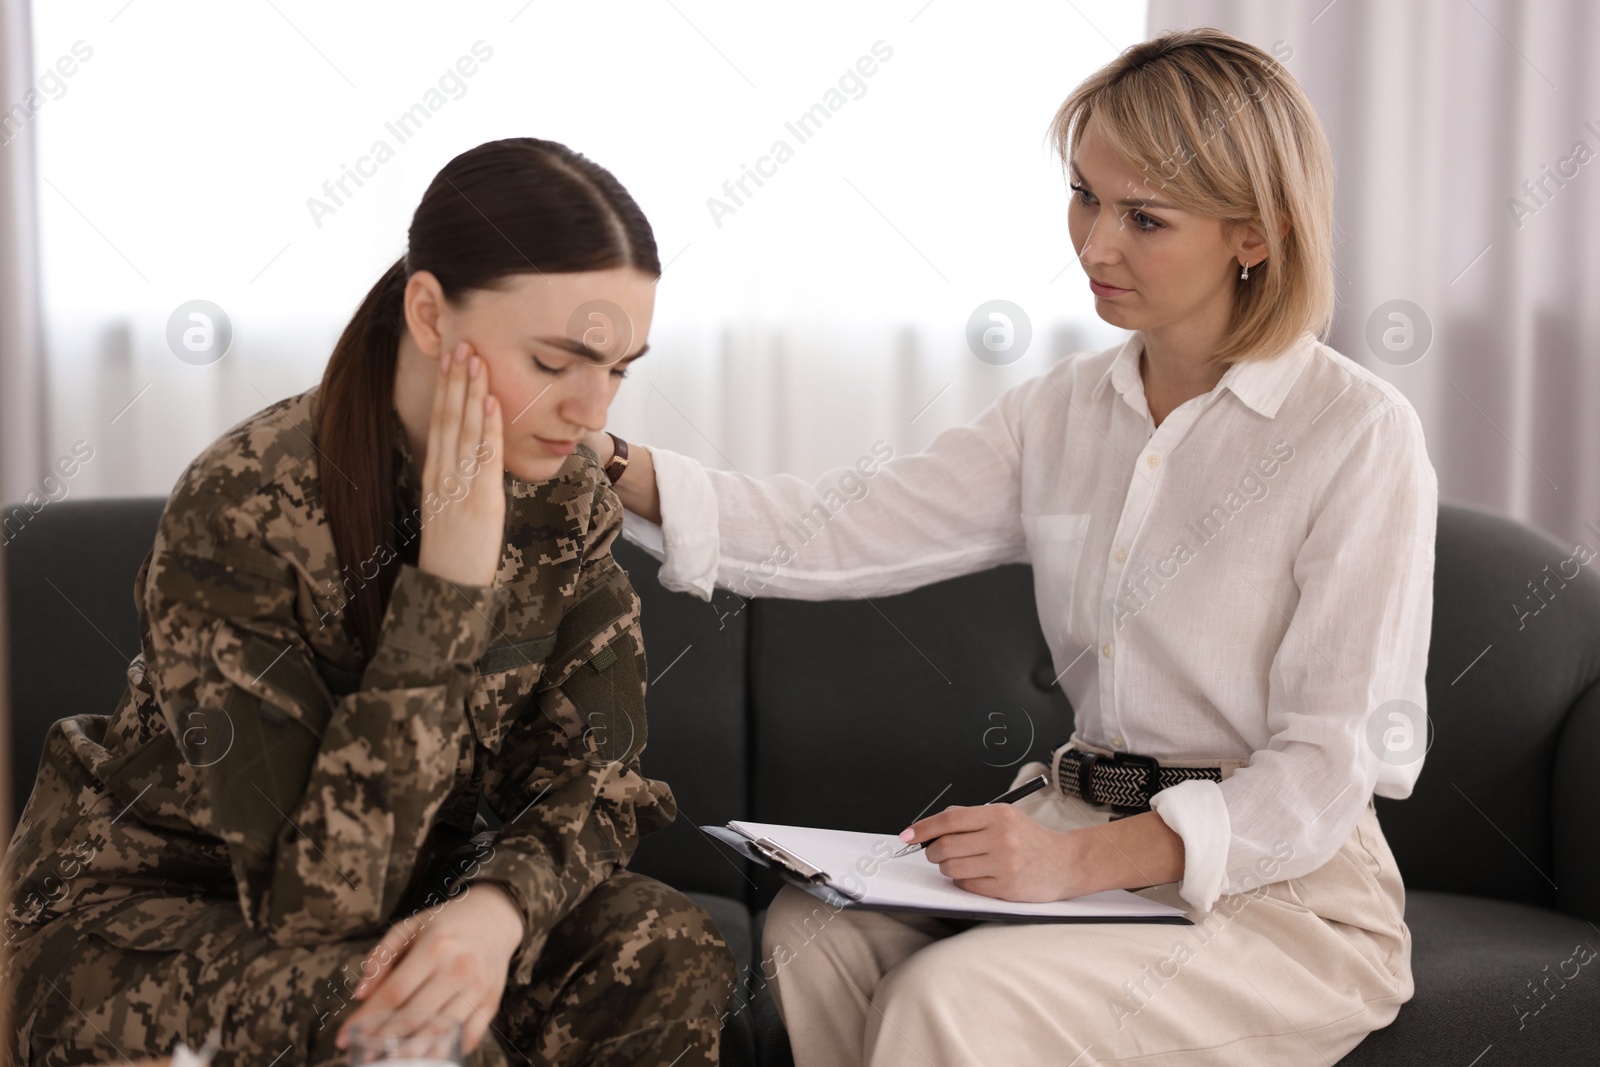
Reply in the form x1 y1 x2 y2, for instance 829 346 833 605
2 386 675 986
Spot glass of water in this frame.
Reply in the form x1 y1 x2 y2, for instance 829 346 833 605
344 1013 463 1066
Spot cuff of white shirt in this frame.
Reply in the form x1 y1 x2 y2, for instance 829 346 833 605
1148 778 1231 913
618 445 721 601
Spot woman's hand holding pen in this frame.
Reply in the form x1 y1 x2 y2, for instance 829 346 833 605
899 805 1188 902
417 340 506 589
899 804 1096 902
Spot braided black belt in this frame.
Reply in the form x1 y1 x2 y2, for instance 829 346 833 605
1055 746 1223 813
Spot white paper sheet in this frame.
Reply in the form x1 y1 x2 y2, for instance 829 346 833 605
729 820 1188 921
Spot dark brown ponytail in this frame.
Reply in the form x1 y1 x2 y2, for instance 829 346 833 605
315 138 660 662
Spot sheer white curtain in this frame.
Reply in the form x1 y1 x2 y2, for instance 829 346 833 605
19 1 1595 540
1150 0 1600 548
0 0 45 827
1 0 45 513
18 0 1147 503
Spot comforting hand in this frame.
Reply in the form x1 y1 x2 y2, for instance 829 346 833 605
336 881 526 1053
575 428 661 523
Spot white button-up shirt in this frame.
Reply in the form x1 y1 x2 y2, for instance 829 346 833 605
622 330 1438 912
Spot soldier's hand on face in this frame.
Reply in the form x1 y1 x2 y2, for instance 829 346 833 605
336 881 526 1053
415 339 507 590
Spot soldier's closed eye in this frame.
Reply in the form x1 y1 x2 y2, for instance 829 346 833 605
527 336 650 379
530 352 632 380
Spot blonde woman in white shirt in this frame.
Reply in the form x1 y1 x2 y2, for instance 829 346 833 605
587 27 1435 1067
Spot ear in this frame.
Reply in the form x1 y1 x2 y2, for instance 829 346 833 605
402 270 450 359
1228 215 1291 271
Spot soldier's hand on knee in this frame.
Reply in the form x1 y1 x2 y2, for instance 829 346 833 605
336 881 526 1053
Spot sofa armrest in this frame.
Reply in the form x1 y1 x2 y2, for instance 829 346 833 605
1553 678 1600 922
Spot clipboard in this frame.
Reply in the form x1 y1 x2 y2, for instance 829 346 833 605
703 820 1191 925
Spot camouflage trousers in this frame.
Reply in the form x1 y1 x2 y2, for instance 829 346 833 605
8 869 737 1067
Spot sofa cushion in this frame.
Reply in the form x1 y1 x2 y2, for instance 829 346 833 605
1340 889 1600 1064
721 905 794 1067
615 541 752 902
1378 505 1600 914
746 563 1074 910
5 497 164 821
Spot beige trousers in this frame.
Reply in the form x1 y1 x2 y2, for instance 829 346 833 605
761 759 1414 1066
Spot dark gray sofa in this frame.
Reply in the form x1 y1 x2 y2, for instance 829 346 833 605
5 498 1599 1064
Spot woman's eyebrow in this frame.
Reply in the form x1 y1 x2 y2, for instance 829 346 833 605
531 335 651 363
1069 161 1179 211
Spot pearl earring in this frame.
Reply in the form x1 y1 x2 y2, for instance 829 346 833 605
1240 260 1251 281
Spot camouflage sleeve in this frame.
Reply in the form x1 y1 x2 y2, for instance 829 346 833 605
465 481 677 986
143 478 507 945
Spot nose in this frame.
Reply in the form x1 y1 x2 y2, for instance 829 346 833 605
557 367 613 434
1075 208 1123 271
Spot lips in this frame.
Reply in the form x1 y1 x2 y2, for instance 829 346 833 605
1089 278 1132 297
535 436 579 455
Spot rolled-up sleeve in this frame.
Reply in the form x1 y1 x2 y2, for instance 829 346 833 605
1150 401 1438 912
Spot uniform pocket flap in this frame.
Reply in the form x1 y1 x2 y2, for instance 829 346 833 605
210 628 335 739
537 572 634 690
476 632 558 675
88 895 240 958
205 628 332 865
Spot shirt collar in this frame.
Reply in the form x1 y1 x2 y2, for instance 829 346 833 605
1096 330 1317 420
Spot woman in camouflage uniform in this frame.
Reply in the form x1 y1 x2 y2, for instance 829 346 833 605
2 138 736 1066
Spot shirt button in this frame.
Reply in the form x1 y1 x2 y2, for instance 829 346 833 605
1101 642 1113 658
1114 548 1128 563
1145 454 1161 468
1110 733 1125 749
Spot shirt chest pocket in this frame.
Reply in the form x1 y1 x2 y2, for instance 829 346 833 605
1022 512 1092 642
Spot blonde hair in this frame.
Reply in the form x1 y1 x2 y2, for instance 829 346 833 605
1049 27 1335 365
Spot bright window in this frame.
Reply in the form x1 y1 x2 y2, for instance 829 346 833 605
30 0 1148 493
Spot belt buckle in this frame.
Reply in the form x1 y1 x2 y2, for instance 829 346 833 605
1079 749 1161 812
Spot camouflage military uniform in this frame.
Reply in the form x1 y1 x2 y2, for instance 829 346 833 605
1 387 736 1066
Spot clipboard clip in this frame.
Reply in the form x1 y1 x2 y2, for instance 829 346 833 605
750 837 827 882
